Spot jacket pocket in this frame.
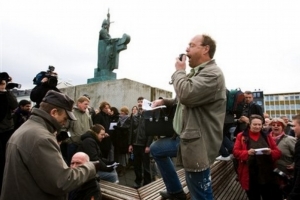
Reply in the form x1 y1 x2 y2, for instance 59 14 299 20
180 129 200 140
178 129 209 171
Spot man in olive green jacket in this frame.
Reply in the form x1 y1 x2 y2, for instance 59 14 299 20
152 34 226 200
1 90 96 200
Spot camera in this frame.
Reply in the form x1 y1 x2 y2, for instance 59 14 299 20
0 72 22 90
45 66 58 87
33 66 58 87
6 83 22 90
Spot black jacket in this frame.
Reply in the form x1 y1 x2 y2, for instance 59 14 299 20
78 131 112 172
0 90 18 132
68 178 101 200
30 83 60 108
129 112 153 147
113 116 131 154
13 107 31 131
234 102 264 135
92 111 112 157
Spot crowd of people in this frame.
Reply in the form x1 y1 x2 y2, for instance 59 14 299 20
1 33 300 200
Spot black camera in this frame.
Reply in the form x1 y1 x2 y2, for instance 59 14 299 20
33 66 58 87
45 66 58 87
0 72 22 90
6 83 22 90
56 131 70 142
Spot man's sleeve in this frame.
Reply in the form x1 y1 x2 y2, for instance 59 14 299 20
27 136 96 195
7 91 18 110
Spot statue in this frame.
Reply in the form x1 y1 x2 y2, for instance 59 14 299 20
99 12 111 40
88 10 130 83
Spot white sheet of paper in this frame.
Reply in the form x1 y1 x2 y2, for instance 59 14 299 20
109 122 117 130
254 148 269 152
254 148 269 155
142 99 166 111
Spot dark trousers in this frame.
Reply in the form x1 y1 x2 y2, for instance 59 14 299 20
0 129 14 195
246 182 283 200
133 145 151 186
219 135 233 157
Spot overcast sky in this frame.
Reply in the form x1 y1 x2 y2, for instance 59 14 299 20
1 0 300 95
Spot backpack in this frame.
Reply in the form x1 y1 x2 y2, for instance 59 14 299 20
32 71 47 85
226 89 244 115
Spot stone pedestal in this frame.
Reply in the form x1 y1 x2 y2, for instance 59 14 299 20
61 79 172 109
87 69 116 83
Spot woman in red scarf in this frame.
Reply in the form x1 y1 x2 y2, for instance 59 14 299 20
270 118 296 197
233 114 282 200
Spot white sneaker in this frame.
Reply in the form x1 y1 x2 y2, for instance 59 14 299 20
216 155 231 161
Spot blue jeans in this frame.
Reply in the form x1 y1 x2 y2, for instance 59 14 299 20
97 169 118 183
150 137 183 194
185 168 213 200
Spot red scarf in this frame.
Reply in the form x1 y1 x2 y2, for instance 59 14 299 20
249 130 260 141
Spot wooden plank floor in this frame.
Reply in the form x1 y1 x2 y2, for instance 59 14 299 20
100 160 247 200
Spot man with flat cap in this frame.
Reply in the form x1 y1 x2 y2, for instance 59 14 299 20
1 90 97 200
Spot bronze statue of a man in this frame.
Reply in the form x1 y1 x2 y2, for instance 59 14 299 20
99 12 111 40
88 10 130 83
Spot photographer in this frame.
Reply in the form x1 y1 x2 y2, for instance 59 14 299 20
30 66 60 108
0 72 18 195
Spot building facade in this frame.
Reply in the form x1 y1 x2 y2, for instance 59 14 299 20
264 92 300 120
252 90 264 112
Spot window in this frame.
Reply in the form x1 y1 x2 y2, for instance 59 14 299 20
270 96 274 101
265 96 270 101
295 95 300 100
253 93 257 98
290 95 295 100
290 104 296 110
275 96 279 100
256 101 263 106
257 93 261 98
284 96 289 100
285 104 290 109
280 105 285 110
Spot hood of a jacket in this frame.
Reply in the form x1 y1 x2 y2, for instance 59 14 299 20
81 131 99 143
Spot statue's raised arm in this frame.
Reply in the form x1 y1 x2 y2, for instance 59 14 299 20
99 11 111 40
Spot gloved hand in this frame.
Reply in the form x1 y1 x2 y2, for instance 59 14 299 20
92 160 114 172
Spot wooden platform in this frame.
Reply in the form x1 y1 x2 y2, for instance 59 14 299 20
100 160 247 200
